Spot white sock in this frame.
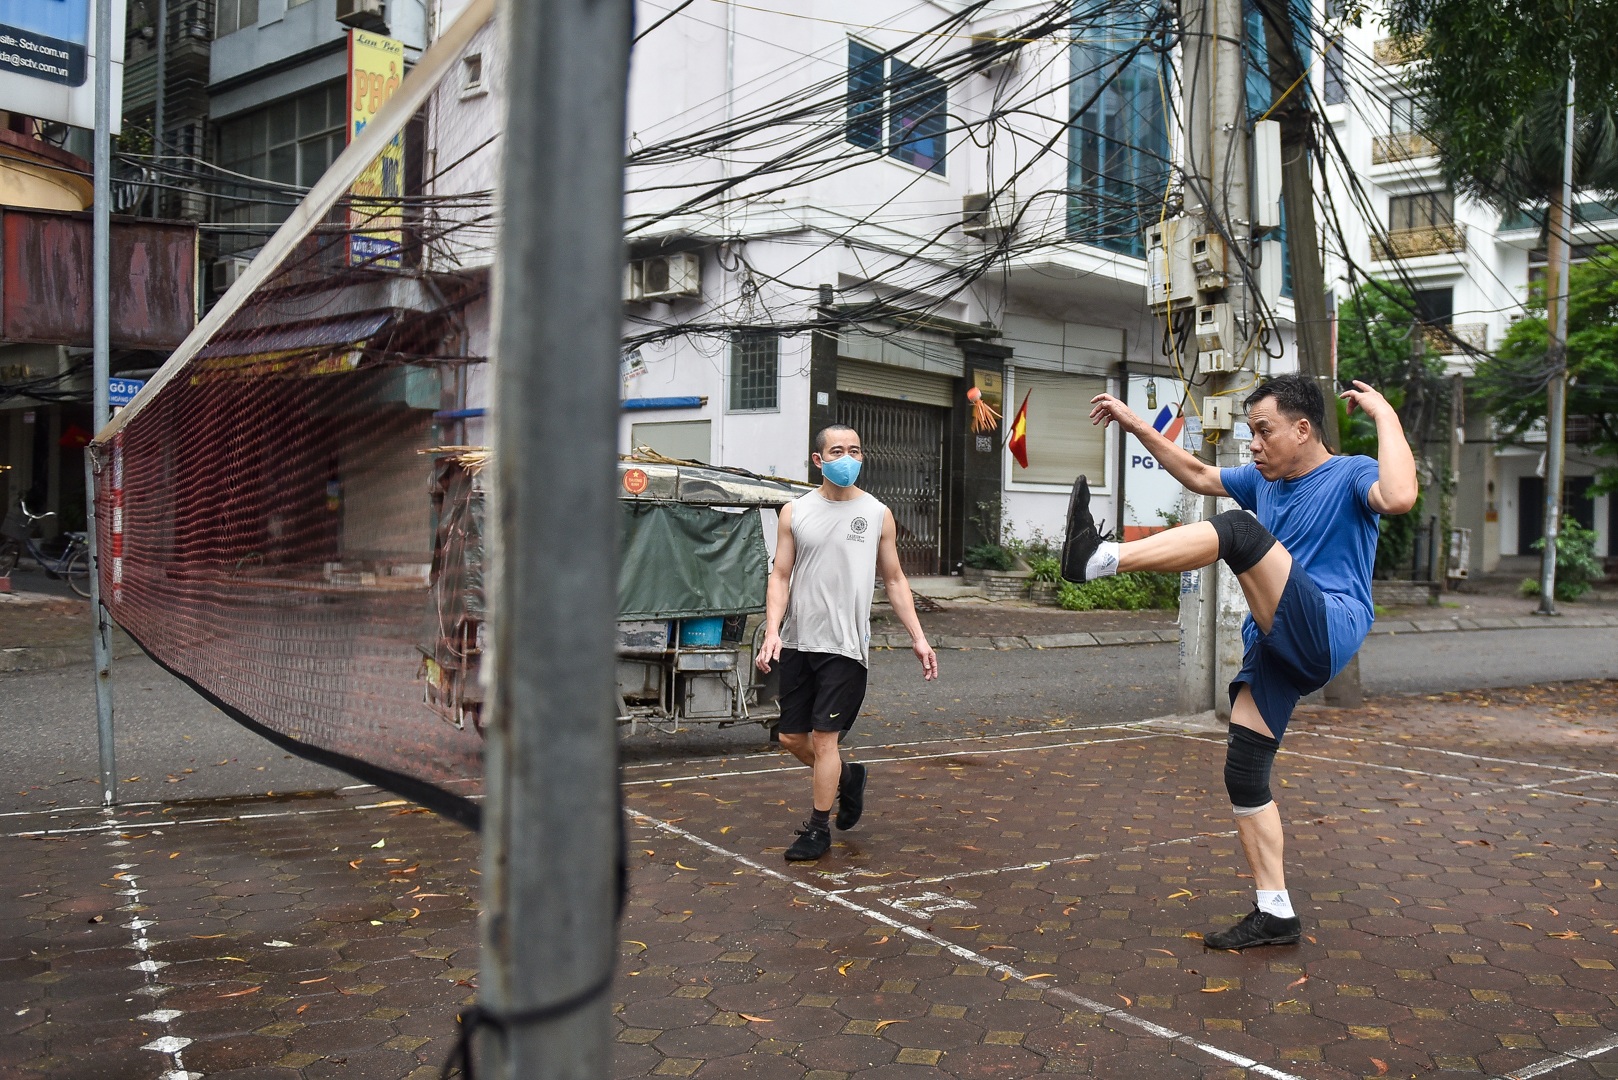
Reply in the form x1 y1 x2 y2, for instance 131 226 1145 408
1256 889 1295 919
1085 541 1120 579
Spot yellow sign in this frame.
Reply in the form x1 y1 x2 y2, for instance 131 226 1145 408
347 29 405 269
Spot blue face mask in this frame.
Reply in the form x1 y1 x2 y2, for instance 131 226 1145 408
820 455 861 488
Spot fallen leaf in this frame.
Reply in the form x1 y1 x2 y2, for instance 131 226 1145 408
874 936 889 945
168 852 180 859
296 1003 310 1014
955 924 982 930
1168 889 1194 900
190 934 226 940
1149 949 1175 956
218 956 248 962
1509 922 1534 930
719 826 733 834
87 915 103 924
298 977 329 984
675 861 696 871
837 960 854 976
218 986 261 998
371 839 386 849
405 908 421 919
1117 994 1133 1006
1371 1058 1388 1076
740 1014 773 1023
1287 976 1308 990
874 1019 907 1030
264 940 294 948
1182 931 1204 939
1548 930 1582 940
1200 986 1229 993
1549 906 1561 916
1593 879 1605 890
1021 973 1054 981
348 859 364 870
624 940 648 951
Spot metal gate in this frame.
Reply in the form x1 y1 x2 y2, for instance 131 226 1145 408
837 392 946 576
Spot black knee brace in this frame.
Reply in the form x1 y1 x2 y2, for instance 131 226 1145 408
1224 724 1280 815
1209 509 1276 576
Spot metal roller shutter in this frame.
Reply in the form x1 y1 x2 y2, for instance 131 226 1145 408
836 359 955 408
1008 368 1109 486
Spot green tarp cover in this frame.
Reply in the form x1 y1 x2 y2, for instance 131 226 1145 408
619 502 769 620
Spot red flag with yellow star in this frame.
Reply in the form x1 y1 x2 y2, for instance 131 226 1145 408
1007 391 1030 468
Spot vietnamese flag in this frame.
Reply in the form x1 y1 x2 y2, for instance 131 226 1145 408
1007 391 1030 468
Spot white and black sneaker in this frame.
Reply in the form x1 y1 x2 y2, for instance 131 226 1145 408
1060 475 1102 583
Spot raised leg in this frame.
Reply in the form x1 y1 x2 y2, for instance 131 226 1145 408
1116 522 1293 634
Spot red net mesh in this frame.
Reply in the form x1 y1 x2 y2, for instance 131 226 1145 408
93 22 494 823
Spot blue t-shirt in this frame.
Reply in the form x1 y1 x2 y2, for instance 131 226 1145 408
1221 455 1381 671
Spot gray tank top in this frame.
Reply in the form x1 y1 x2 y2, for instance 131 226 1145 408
780 490 885 665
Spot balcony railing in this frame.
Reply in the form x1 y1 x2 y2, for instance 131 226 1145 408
1372 131 1437 164
1372 223 1466 261
1423 322 1487 355
1373 35 1424 65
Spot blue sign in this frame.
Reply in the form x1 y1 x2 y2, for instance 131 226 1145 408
0 0 90 87
109 378 145 408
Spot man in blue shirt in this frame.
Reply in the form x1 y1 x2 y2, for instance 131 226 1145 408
1078 373 1418 950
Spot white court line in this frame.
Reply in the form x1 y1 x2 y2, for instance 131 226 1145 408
1498 1032 1618 1079
3 798 435 840
628 809 1307 1080
827 830 1237 896
622 732 1165 788
1296 730 1618 784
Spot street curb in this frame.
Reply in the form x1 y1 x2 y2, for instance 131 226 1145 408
873 611 1618 652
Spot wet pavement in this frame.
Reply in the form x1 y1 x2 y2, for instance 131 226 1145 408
4 681 1617 1078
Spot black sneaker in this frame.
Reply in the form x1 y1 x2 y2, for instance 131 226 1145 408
1202 908 1302 951
784 821 832 862
1060 475 1102 583
836 763 868 831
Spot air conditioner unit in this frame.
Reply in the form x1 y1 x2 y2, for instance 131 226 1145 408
969 29 1019 73
623 260 644 302
211 256 252 293
639 252 701 301
336 0 388 33
962 191 1016 239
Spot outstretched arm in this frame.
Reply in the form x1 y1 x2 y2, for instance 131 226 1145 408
876 509 938 680
755 504 795 673
1089 393 1227 497
1341 380 1418 515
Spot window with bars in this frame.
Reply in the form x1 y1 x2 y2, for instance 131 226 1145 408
728 332 780 412
213 82 347 256
844 41 947 175
1389 190 1453 231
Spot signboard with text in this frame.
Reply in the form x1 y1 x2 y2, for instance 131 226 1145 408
0 0 123 131
346 29 405 270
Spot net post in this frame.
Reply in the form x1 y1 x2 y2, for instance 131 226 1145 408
480 0 631 1075
91 0 117 808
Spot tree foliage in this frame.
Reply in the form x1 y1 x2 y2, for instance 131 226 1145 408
1475 246 1618 494
1382 0 1618 211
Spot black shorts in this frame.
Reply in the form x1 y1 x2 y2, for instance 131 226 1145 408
776 648 868 735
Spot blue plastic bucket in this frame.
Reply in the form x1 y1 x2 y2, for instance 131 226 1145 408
678 617 724 647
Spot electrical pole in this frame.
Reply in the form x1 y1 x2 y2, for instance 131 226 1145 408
1538 64 1576 616
481 0 631 1075
90 0 117 806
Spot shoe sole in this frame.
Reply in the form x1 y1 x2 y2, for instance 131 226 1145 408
1204 933 1301 951
1061 475 1099 582
784 849 828 862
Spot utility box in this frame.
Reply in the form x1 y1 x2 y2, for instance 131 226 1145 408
1195 302 1235 353
1204 396 1233 430
1190 233 1228 292
1256 239 1284 307
1253 119 1282 234
1197 349 1236 375
1146 217 1195 312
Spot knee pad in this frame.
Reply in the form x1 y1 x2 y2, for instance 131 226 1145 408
1224 724 1280 815
1209 509 1276 576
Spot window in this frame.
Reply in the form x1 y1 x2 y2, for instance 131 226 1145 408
1389 190 1454 231
1007 369 1109 486
1390 95 1427 134
216 0 258 37
1067 1 1169 256
844 41 947 175
728 332 779 412
1324 40 1347 105
462 54 485 96
1412 287 1453 326
214 82 347 255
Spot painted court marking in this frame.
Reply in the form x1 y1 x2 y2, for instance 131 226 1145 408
628 808 1309 1080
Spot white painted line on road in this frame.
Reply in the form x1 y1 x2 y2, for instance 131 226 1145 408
1296 729 1618 783
627 809 1307 1080
1498 1031 1618 1078
622 732 1166 788
3 797 460 839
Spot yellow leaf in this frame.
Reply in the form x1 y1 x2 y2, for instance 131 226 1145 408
1168 889 1193 900
1548 930 1583 940
1509 922 1534 930
168 852 180 859
218 956 247 962
1200 986 1229 993
719 826 733 834
371 839 386 849
874 1019 907 1031
1020 973 1054 981
190 933 226 940
218 986 261 998
624 940 648 951
741 1014 773 1023
837 960 854 976
675 861 696 871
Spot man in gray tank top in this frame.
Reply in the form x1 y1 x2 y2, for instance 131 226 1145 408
755 424 939 861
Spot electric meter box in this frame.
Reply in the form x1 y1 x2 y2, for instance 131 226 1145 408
1190 234 1228 292
1197 349 1236 375
1204 396 1234 430
1194 303 1235 353
1145 217 1195 312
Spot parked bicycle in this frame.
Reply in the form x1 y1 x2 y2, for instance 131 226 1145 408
0 498 91 598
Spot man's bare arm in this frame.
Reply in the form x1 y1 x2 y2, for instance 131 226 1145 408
755 504 795 673
1341 381 1419 515
1089 393 1227 497
876 509 937 680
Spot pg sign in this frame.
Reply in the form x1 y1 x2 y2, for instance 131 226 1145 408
346 29 405 270
0 0 123 131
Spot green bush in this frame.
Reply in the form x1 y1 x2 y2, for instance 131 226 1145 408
964 543 1016 571
1056 571 1179 611
1026 554 1061 582
1520 517 1605 602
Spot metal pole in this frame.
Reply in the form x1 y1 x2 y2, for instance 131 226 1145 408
91 0 117 806
152 0 167 216
481 0 631 1074
1538 64 1576 616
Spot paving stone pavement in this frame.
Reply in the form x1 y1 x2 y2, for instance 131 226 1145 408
5 681 1618 1078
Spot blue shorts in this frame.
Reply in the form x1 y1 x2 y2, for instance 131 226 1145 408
1229 562 1335 740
